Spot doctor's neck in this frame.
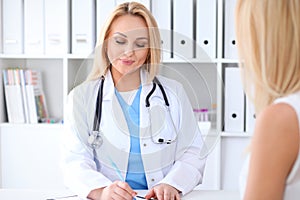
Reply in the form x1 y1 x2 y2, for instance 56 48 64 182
111 68 141 92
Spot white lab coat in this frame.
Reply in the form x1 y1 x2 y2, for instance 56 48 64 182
61 69 206 199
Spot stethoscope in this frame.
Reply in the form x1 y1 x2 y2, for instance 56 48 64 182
88 75 178 149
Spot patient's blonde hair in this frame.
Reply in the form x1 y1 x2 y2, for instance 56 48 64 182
235 0 300 114
87 1 161 82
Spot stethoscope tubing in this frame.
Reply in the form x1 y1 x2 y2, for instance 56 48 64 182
89 75 177 149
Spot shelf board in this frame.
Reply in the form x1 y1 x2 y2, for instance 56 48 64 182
221 131 252 137
163 58 218 63
0 122 64 129
0 54 67 59
220 58 240 63
0 54 96 59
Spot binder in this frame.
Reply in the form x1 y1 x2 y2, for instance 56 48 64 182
0 0 3 53
224 0 238 59
196 0 217 60
96 0 115 38
115 0 151 10
151 0 171 60
1 70 8 122
245 96 256 134
2 0 23 54
25 70 38 123
136 0 151 10
72 0 96 55
3 69 25 123
44 0 70 54
224 67 244 132
24 0 45 54
173 0 194 60
19 69 30 123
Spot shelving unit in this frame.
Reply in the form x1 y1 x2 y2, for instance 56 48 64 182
0 0 252 191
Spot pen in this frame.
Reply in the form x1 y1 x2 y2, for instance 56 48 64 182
135 195 157 200
108 157 124 181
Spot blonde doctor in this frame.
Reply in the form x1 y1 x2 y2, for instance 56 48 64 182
61 2 206 200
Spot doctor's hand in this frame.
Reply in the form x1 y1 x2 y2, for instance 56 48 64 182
145 183 181 200
87 181 137 200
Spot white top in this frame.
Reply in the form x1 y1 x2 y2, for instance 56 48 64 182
239 91 300 200
61 69 206 199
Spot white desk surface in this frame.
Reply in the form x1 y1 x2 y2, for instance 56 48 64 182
0 189 240 200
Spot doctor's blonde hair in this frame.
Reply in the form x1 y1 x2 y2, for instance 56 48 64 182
87 1 161 82
235 0 300 115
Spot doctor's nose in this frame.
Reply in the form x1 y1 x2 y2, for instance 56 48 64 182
123 44 135 57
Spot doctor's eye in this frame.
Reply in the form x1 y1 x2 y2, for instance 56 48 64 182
114 37 127 45
135 42 148 48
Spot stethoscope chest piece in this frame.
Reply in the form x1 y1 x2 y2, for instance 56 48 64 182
88 130 103 149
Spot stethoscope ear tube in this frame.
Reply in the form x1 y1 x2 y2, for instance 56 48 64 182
89 76 105 149
93 76 105 132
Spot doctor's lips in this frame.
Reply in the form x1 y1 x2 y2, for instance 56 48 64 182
121 59 135 65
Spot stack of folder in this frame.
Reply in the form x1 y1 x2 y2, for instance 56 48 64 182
2 68 48 123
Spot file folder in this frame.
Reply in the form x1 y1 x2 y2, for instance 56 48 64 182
0 70 5 122
72 0 96 55
196 0 217 61
0 0 3 53
19 69 30 123
173 0 194 60
224 67 244 132
24 0 44 54
44 0 70 54
3 69 26 123
25 70 38 123
151 0 171 60
115 0 151 10
3 0 23 54
96 0 115 38
224 0 238 59
245 96 256 134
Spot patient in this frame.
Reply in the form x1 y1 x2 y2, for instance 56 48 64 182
235 0 300 200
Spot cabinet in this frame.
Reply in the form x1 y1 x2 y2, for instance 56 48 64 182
0 0 251 191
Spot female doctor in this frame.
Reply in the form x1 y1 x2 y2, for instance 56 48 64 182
61 2 206 200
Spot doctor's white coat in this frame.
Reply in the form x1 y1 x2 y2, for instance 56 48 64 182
61 69 206 199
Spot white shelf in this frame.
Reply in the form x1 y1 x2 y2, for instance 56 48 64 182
221 131 252 137
0 54 95 59
0 122 64 129
162 58 218 64
220 58 240 63
0 54 65 59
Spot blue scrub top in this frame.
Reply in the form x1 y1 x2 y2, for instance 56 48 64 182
115 86 148 190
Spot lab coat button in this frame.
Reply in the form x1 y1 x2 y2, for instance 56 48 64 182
151 178 155 182
143 143 147 147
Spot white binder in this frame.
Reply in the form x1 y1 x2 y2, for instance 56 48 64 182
24 0 45 54
96 0 115 38
115 0 151 10
3 69 26 123
151 0 171 60
44 0 70 54
245 96 256 134
0 0 3 53
173 0 194 60
3 0 23 54
72 0 96 55
196 0 217 61
224 0 238 59
224 67 244 132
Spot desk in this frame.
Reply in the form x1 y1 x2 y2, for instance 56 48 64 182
0 189 240 200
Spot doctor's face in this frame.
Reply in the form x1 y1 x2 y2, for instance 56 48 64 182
106 14 149 76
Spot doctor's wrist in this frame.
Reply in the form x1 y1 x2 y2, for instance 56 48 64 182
87 187 105 200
